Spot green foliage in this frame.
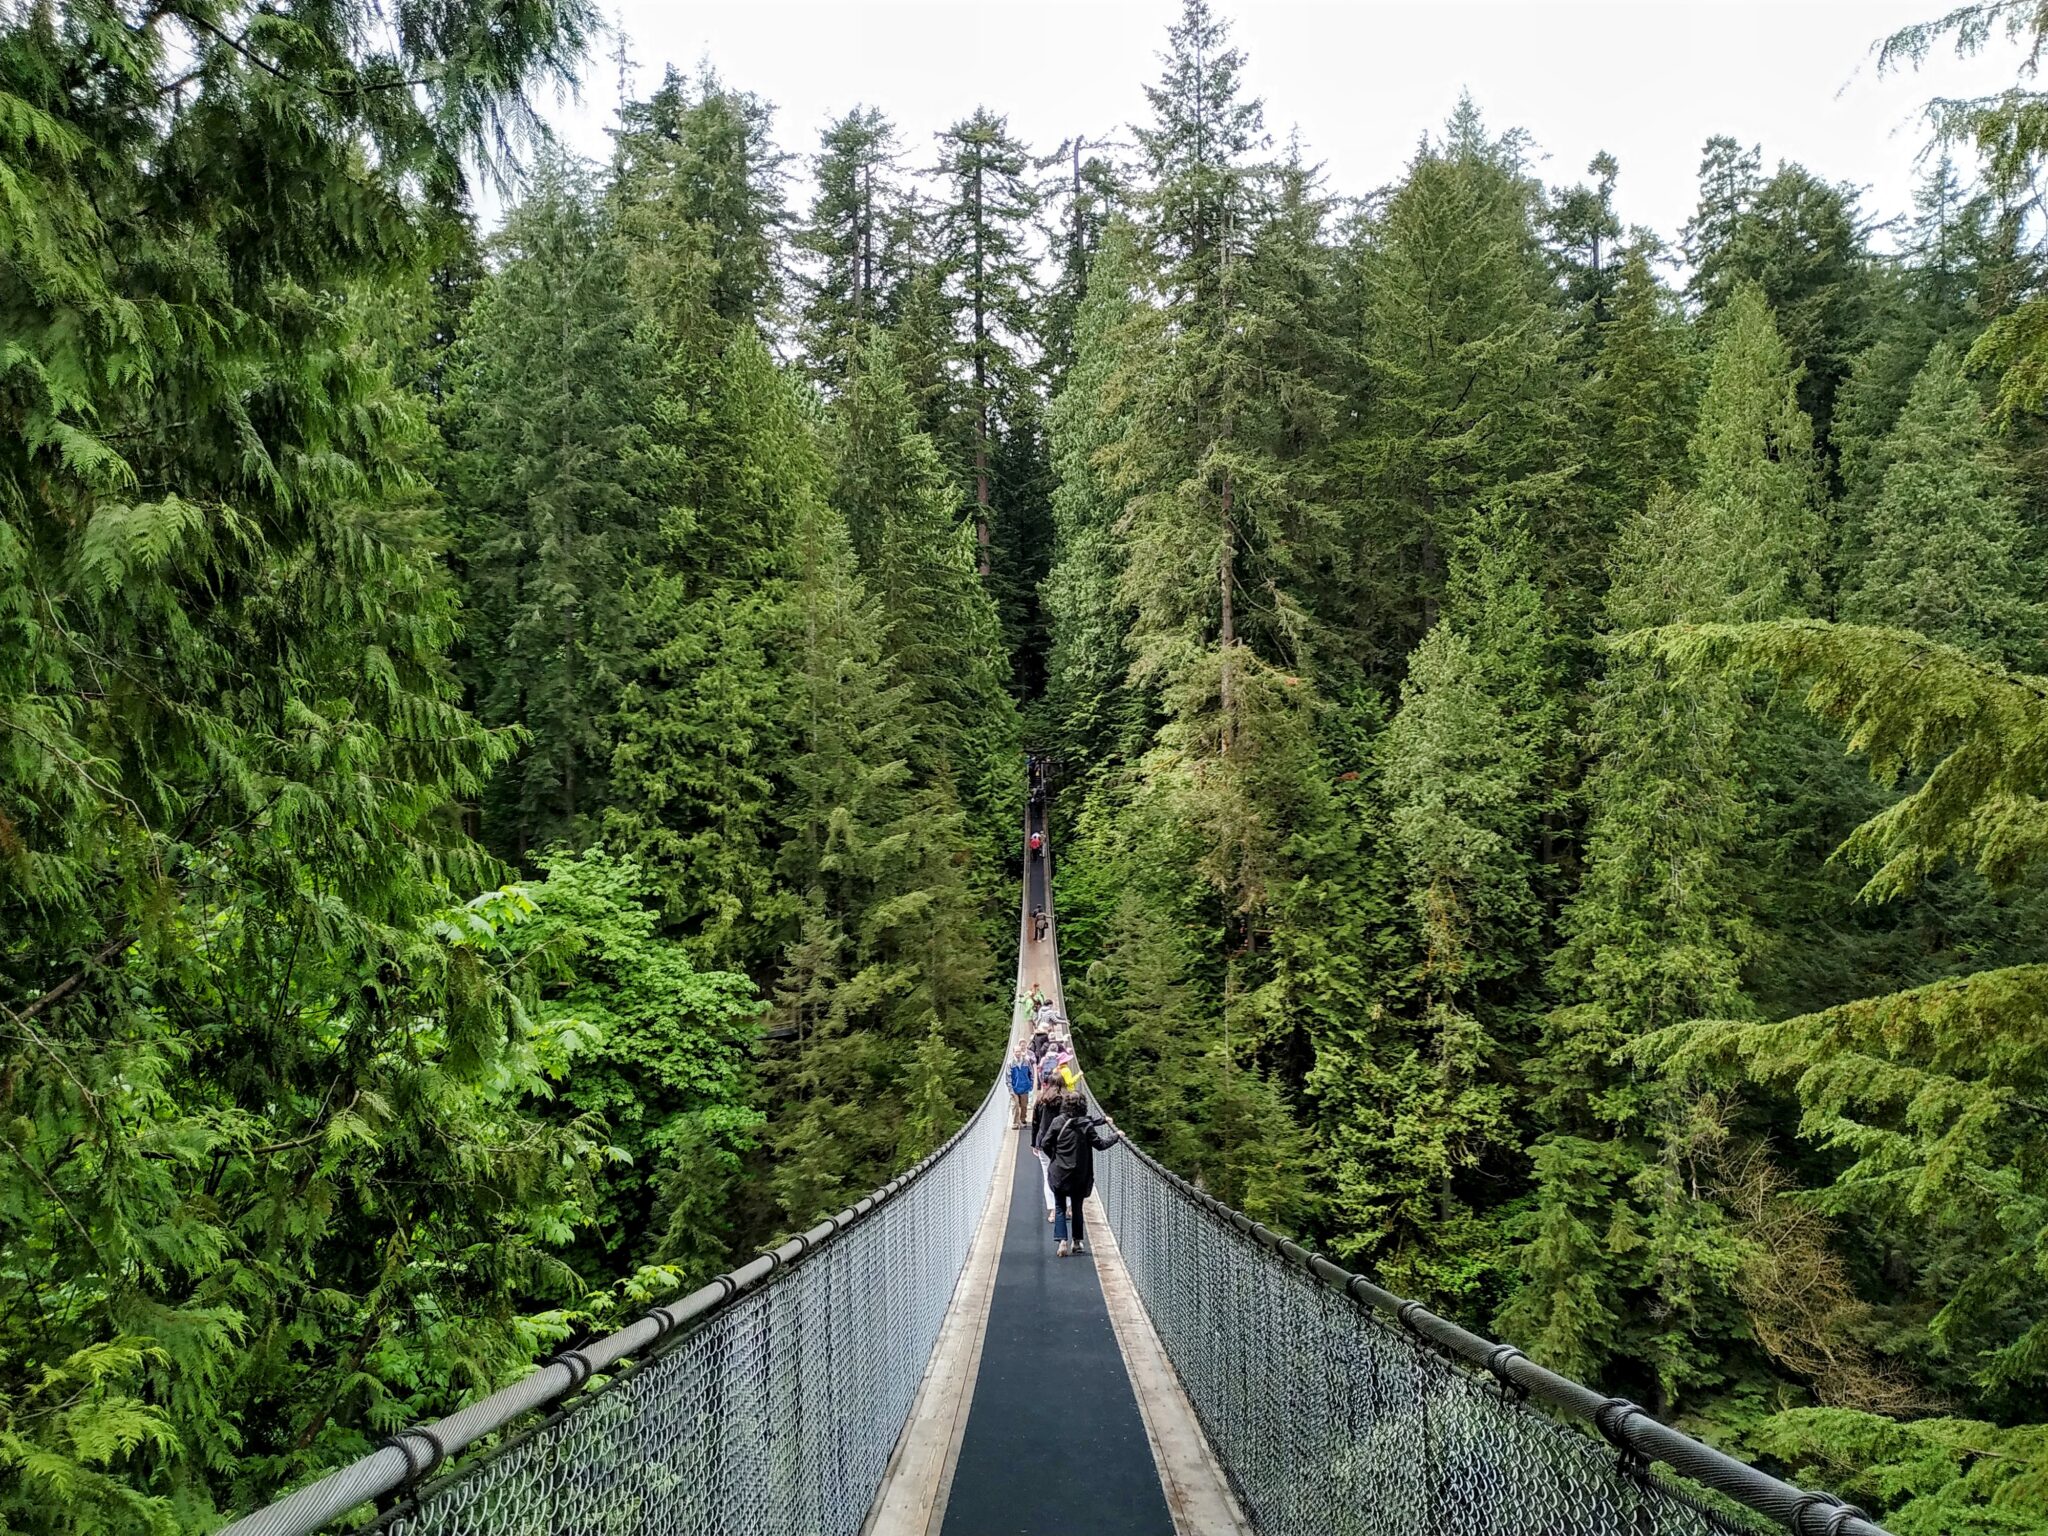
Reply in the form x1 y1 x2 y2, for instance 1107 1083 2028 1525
1635 615 2048 1515
1043 218 1152 770
1585 240 1700 533
601 326 802 966
1332 510 1558 1305
18 2 2048 1528
829 335 1020 797
795 107 912 388
506 851 764 1285
444 155 662 859
1845 343 2047 667
0 0 602 1524
1639 621 2048 899
1685 140 1875 460
1507 293 1822 1403
612 65 787 328
762 482 991 1226
1745 1408 2048 1535
1335 99 1579 647
1880 3 2048 422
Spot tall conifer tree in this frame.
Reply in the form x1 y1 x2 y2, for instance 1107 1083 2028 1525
1585 241 1698 538
827 334 1021 933
447 157 659 859
764 483 986 1223
611 65 788 327
1847 344 2048 666
1331 509 1558 1304
932 108 1042 577
1043 220 1153 769
0 2 604 1522
1511 287 1821 1404
796 107 912 387
1336 101 1577 650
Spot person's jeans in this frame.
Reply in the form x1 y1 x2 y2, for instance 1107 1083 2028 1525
1054 1187 1084 1247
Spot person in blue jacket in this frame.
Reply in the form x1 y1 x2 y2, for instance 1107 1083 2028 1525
1008 1045 1035 1127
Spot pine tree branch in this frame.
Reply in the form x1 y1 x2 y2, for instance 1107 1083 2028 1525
5 933 139 1030
5 780 228 1030
163 5 444 101
1 1137 106 1269
247 1091 361 1155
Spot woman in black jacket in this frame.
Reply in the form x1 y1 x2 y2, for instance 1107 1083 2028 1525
1042 1091 1117 1256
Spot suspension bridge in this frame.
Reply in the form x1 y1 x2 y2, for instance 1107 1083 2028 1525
222 769 1890 1536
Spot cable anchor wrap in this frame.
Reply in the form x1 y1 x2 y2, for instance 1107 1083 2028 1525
1482 1342 1530 1404
1592 1397 1651 1479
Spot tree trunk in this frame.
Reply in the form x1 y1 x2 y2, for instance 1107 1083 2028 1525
1219 471 1236 755
972 157 991 577
857 162 873 334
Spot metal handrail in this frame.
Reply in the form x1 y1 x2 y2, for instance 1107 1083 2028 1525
1095 1124 1893 1536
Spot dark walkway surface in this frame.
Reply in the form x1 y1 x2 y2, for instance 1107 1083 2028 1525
938 1135 1173 1535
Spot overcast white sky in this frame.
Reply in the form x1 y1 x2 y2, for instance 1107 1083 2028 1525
519 0 2026 246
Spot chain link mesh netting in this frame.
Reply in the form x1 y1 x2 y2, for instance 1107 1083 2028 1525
1093 1145 1777 1536
379 1078 1009 1536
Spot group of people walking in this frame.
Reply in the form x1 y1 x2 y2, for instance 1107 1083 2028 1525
1009 988 1117 1258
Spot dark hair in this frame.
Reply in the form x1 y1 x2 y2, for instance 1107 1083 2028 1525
1061 1091 1086 1118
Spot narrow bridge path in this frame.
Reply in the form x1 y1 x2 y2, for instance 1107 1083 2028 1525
938 789 1172 1534
868 788 1244 1536
938 1133 1173 1534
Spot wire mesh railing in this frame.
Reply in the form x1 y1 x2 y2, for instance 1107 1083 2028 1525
221 1074 1010 1536
1091 1136 1893 1536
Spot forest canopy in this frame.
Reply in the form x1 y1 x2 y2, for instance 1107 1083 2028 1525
4 1 2048 1531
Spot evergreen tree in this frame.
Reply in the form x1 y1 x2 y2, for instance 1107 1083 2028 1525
446 157 660 860
1829 157 2010 531
1042 137 1130 382
1584 240 1699 537
1043 219 1153 770
1115 5 1355 1099
1334 511 1558 1305
0 1 603 1524
1121 0 1276 752
762 484 988 1224
1682 135 1763 311
603 327 802 967
796 107 912 387
1510 287 1821 1405
1687 146 1873 465
1846 344 2048 667
1682 287 1827 618
1357 622 1530 1297
1643 617 2048 1528
1335 100 1578 651
596 74 824 965
611 64 788 328
1879 3 2048 424
827 334 1021 847
1548 150 1623 360
931 107 1043 577
987 393 1060 700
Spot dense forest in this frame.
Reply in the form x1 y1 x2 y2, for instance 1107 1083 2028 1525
4 0 2048 1531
